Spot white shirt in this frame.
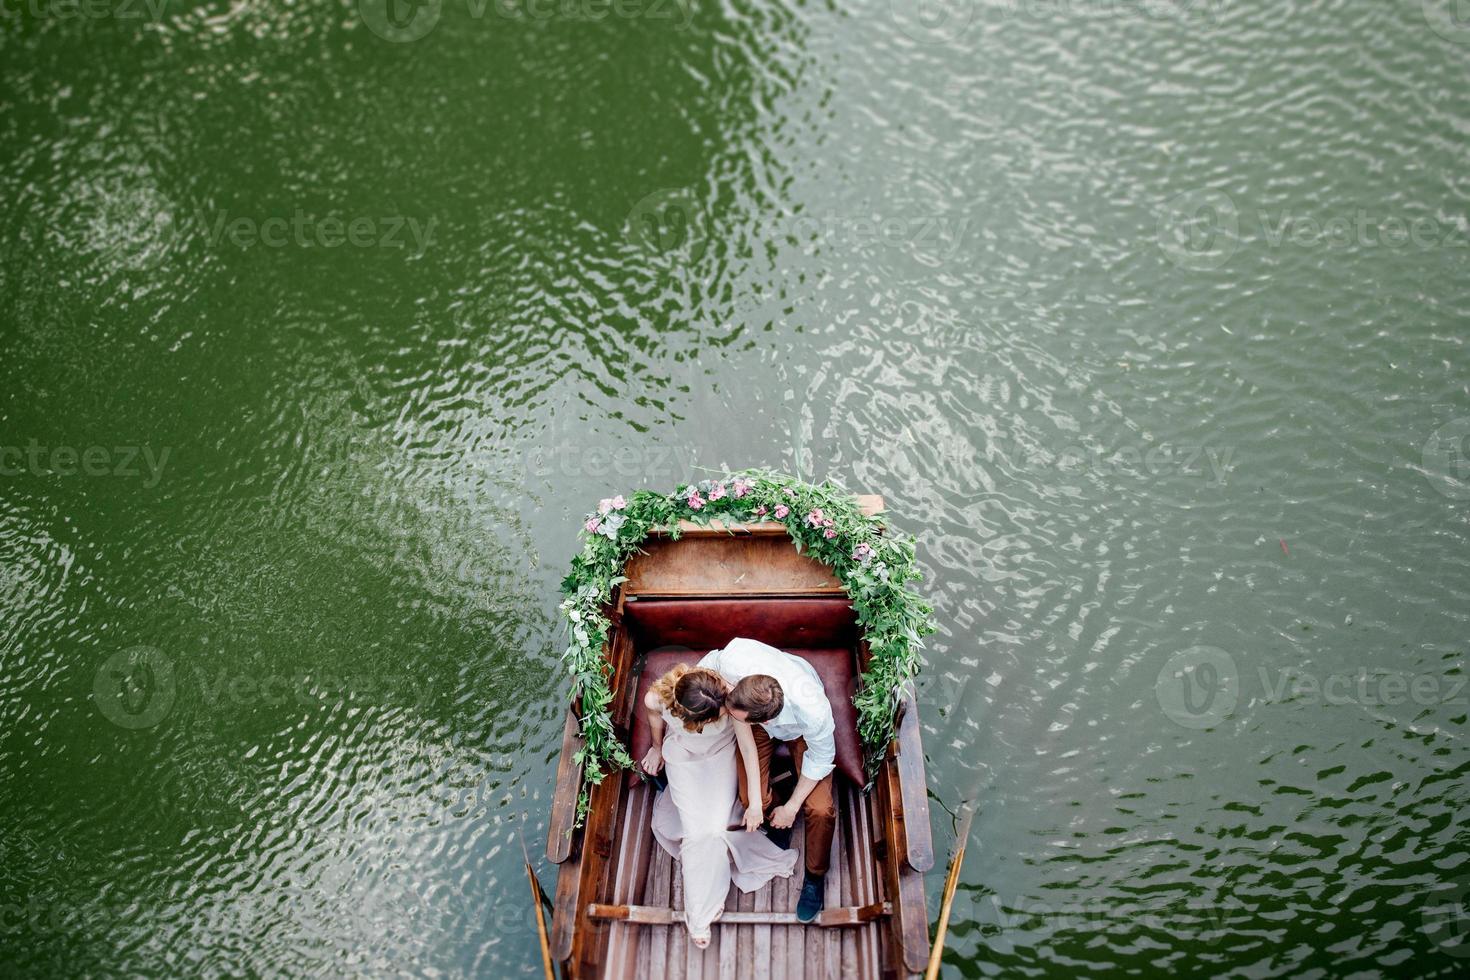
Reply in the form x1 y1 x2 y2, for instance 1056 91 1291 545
698 637 837 782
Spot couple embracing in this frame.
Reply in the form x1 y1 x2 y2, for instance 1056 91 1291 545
640 637 838 947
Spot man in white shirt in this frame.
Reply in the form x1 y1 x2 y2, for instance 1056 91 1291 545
698 636 837 922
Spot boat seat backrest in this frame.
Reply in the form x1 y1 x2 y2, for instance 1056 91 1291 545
622 595 858 652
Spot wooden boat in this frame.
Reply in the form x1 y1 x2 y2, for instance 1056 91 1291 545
545 496 934 979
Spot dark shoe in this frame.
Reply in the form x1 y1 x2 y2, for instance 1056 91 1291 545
796 873 824 923
764 824 792 851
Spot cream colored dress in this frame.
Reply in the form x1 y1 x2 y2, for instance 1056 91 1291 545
649 706 798 942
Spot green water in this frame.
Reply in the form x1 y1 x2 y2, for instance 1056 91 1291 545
2 1 1468 976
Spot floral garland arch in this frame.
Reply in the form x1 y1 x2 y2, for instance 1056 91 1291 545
559 469 936 821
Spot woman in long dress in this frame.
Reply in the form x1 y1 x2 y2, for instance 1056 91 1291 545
640 664 798 947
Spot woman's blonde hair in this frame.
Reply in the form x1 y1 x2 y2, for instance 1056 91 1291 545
650 664 726 732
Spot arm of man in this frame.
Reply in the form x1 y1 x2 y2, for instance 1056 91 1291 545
640 689 666 774
769 696 836 827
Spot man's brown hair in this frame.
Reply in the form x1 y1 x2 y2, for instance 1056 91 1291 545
729 674 784 723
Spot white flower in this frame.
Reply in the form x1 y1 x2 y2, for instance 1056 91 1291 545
597 513 627 539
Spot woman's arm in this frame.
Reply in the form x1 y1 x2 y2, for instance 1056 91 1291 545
641 689 665 774
732 718 764 831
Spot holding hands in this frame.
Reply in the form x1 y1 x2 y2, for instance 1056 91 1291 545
768 803 798 830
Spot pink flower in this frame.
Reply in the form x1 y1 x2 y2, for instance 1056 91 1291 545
774 504 790 519
824 528 838 539
686 493 706 510
853 542 875 562
585 518 601 533
598 494 628 514
708 483 727 501
805 508 824 527
611 494 626 510
783 487 797 498
732 479 753 498
823 518 834 528
753 505 768 516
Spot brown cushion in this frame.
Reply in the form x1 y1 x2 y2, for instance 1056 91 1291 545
628 646 864 787
623 596 857 653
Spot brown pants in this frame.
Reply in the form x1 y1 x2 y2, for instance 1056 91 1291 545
735 727 836 876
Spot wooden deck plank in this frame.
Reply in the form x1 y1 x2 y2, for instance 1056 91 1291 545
687 903 704 980
604 783 652 978
824 817 841 979
849 785 882 980
736 874 755 980
789 820 806 978
770 844 787 975
718 903 738 980
667 857 687 980
753 868 772 980
836 801 856 980
645 845 672 979
700 911 719 980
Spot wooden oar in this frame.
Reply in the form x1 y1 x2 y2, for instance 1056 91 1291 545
519 820 555 980
925 800 977 980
